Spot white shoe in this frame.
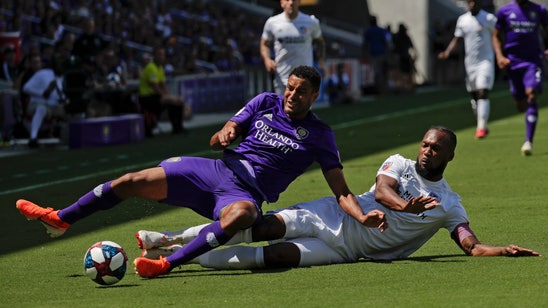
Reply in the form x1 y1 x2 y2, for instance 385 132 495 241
141 244 183 260
136 230 180 249
521 141 532 156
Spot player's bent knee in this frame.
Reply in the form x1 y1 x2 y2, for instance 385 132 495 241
220 202 259 231
263 242 300 268
252 214 286 242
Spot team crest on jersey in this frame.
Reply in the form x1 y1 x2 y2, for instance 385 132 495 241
529 11 537 20
166 157 181 163
295 127 309 140
299 26 308 35
381 161 392 171
263 113 273 121
509 12 516 19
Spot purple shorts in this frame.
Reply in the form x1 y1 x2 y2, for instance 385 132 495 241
508 63 543 100
158 156 263 221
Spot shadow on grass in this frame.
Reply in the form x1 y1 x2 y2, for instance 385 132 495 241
357 254 467 264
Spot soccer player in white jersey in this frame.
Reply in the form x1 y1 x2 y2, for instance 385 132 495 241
261 0 326 94
439 0 497 140
137 126 539 269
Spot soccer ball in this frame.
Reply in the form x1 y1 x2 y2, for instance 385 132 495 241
84 241 128 285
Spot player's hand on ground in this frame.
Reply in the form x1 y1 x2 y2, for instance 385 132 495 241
362 209 388 232
404 196 438 214
504 244 540 257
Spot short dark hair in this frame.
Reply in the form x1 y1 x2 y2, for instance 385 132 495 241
289 65 321 92
429 125 457 151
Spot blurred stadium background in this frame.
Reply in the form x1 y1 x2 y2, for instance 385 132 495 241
1 0 548 149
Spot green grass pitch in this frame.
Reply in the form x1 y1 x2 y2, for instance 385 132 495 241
0 84 546 307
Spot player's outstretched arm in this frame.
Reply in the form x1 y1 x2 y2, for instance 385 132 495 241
324 168 387 231
472 243 540 257
452 224 540 257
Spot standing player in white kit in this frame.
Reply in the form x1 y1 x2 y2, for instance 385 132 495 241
438 0 497 139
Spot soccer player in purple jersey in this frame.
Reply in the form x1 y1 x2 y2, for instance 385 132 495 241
492 0 548 155
16 66 387 278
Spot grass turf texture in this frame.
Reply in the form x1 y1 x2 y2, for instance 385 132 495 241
0 84 546 307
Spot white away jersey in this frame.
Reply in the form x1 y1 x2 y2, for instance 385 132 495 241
454 10 497 68
347 154 468 260
261 11 322 85
277 154 469 262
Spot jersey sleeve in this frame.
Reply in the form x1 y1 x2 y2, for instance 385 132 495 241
315 129 343 172
376 154 405 180
310 15 323 39
541 5 548 27
487 13 497 31
261 17 274 41
454 16 464 38
442 196 469 234
230 93 271 132
495 8 506 30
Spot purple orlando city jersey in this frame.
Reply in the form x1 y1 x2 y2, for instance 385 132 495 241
495 1 548 68
224 92 342 203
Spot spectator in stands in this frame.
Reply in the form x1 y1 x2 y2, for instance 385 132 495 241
138 46 185 137
1 47 18 86
22 53 67 148
326 63 353 105
71 17 109 62
88 48 131 116
260 0 326 94
362 15 392 94
12 51 42 139
393 23 417 92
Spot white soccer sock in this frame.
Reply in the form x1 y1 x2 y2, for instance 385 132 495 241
165 223 209 244
197 246 265 269
226 228 253 245
166 223 253 245
476 99 490 129
167 223 253 245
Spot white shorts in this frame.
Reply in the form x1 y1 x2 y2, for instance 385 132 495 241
465 60 494 92
268 196 357 266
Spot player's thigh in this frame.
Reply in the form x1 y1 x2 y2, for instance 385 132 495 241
522 64 543 92
475 61 494 90
287 237 346 267
466 62 493 92
113 166 167 200
508 68 526 100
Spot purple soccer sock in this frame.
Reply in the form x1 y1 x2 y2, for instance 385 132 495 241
58 181 122 224
525 101 538 142
166 221 231 268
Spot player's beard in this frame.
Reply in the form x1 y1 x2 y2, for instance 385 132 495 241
415 160 446 181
